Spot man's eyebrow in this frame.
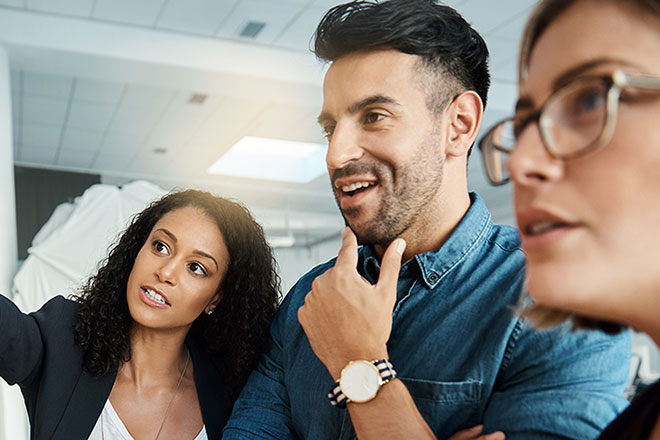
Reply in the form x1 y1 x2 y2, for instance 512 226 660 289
317 94 400 125
348 95 400 114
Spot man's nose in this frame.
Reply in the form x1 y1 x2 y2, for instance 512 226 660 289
325 122 364 171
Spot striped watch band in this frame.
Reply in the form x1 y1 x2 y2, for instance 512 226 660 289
328 359 397 408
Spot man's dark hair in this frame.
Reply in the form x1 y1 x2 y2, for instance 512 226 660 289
313 0 490 112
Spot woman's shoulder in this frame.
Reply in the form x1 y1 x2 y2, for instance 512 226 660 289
31 295 80 321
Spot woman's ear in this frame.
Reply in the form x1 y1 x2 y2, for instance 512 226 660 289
445 90 483 157
205 291 223 315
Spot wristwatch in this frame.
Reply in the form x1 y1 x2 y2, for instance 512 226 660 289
328 359 397 407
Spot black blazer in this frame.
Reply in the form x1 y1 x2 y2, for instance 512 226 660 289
0 295 233 439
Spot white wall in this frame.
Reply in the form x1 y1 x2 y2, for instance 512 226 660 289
274 236 342 295
0 45 29 440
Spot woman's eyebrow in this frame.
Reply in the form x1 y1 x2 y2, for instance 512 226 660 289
192 250 219 270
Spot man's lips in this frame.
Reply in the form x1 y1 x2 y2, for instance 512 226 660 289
333 177 378 196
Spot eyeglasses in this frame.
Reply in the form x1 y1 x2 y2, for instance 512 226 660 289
478 70 660 185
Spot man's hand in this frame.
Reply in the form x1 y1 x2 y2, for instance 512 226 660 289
448 425 505 440
298 226 406 379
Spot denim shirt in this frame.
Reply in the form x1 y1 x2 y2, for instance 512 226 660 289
224 193 631 439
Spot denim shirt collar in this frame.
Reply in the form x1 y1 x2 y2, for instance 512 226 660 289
360 193 492 289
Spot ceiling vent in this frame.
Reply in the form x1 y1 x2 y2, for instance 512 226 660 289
188 93 207 104
239 21 266 38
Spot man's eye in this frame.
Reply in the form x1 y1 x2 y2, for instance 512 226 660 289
322 126 335 139
364 112 384 124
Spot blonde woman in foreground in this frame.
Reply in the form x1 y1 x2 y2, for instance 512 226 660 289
479 0 660 438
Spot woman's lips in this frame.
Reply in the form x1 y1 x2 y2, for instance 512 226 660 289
140 286 170 308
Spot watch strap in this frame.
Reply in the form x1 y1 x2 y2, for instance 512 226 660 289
328 359 397 408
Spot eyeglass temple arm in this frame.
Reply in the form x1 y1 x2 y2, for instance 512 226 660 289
615 71 660 90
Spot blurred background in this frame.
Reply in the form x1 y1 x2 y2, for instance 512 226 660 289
0 0 656 438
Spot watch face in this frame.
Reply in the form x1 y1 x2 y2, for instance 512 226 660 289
340 361 381 403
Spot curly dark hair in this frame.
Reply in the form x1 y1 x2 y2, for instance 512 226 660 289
313 0 491 116
73 189 281 398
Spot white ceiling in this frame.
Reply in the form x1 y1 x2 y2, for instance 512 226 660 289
2 0 532 243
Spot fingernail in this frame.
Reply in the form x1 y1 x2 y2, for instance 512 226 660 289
395 238 406 254
471 425 484 432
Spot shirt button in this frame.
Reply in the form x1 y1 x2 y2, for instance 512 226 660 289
428 273 438 282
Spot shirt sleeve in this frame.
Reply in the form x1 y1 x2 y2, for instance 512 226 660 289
222 299 297 439
482 320 631 439
0 293 45 387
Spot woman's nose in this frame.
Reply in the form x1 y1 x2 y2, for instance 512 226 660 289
507 123 564 187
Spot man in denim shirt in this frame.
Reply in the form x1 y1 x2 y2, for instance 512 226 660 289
224 1 631 438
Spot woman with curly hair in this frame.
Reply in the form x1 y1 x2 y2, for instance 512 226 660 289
0 189 281 439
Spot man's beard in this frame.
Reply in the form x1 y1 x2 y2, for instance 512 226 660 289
333 157 443 247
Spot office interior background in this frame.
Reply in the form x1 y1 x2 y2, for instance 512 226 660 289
0 0 657 438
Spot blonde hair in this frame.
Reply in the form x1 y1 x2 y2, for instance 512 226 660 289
519 0 660 82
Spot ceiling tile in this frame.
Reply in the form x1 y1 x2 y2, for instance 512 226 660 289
273 6 327 52
490 59 517 85
21 122 61 148
108 106 162 135
22 95 68 125
57 148 95 167
74 78 125 104
23 71 73 98
91 151 134 171
189 96 269 146
486 8 531 42
20 146 57 164
121 84 175 109
485 79 517 115
456 0 532 36
60 127 104 151
26 0 94 17
216 0 304 44
0 0 25 7
67 101 116 130
124 148 172 174
101 132 145 154
92 0 167 27
155 0 235 36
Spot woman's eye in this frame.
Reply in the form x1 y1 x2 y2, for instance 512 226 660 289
189 262 207 276
153 240 169 255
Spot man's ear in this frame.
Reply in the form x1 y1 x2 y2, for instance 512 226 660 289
445 90 483 157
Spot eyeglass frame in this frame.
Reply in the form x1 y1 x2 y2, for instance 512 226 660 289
478 70 660 186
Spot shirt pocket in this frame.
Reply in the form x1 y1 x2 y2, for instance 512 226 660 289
402 377 483 438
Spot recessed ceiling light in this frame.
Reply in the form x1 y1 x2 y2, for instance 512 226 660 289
207 136 326 183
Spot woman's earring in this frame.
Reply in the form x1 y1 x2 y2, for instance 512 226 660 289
206 306 215 315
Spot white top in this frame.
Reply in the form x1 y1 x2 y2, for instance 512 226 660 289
88 399 208 440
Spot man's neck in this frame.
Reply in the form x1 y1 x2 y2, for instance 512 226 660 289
374 191 471 262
